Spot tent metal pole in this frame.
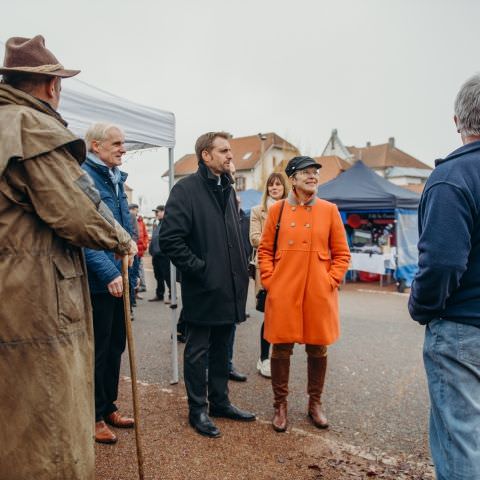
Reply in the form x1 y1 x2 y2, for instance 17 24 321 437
168 147 179 384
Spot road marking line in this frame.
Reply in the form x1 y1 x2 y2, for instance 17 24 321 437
357 288 409 297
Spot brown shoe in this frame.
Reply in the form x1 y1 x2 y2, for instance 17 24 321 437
308 400 328 429
307 355 329 429
95 421 117 444
105 411 135 428
271 356 290 432
272 403 288 432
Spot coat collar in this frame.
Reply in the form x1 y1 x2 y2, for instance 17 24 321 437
197 161 234 188
0 83 67 126
85 153 128 182
435 140 480 166
287 190 317 206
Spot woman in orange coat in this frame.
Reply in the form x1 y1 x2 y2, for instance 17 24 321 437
258 156 350 432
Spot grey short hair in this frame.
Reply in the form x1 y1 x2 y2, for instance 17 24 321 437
454 74 480 136
85 123 121 152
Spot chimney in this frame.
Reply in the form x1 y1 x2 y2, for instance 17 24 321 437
330 129 338 148
388 137 395 148
366 141 371 147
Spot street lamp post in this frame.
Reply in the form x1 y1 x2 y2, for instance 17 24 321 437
258 132 267 188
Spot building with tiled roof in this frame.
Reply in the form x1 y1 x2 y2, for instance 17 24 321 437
314 155 351 185
165 133 299 191
320 129 432 190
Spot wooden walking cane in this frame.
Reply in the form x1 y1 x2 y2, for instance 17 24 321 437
121 255 145 480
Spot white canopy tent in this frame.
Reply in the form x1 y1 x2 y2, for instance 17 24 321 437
1 39 180 383
60 78 175 150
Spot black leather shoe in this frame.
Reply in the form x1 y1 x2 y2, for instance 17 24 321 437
229 368 247 382
189 412 221 438
209 404 256 422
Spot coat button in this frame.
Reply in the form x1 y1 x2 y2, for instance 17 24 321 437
292 207 296 211
290 222 296 227
288 240 294 246
305 223 311 228
306 206 311 211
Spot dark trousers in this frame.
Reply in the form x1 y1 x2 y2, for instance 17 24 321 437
91 293 126 422
227 324 237 371
152 254 171 300
184 323 233 414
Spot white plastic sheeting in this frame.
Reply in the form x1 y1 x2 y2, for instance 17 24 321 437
60 79 175 149
0 40 175 149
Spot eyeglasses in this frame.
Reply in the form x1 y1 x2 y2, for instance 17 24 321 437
296 169 320 178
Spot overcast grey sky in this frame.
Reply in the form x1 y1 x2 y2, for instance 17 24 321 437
2 0 479 210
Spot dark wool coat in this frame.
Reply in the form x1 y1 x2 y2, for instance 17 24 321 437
159 162 249 325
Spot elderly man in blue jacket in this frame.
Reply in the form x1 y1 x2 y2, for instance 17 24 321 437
409 74 480 480
82 123 135 444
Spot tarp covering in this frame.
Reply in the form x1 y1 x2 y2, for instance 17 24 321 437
317 161 420 209
60 79 175 149
0 40 175 149
238 189 262 215
395 209 419 286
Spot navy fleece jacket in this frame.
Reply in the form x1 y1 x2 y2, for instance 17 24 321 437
409 140 480 325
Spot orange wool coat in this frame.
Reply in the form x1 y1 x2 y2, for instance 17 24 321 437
258 196 350 345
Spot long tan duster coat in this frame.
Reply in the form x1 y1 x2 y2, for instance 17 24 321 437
0 84 131 480
258 193 350 345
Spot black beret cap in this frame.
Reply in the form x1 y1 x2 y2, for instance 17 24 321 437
285 156 322 177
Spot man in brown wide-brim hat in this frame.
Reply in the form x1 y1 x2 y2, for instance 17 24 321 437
0 35 137 480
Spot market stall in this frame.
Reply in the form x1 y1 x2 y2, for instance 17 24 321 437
316 161 421 289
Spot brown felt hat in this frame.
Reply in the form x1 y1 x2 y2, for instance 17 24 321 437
0 35 80 78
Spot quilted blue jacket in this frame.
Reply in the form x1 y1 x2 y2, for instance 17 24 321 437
82 155 133 294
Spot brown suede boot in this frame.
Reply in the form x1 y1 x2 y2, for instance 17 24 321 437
307 355 329 429
271 357 290 432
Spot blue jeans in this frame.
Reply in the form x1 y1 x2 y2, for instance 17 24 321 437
423 319 480 480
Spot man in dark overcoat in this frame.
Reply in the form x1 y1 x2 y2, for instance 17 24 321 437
159 131 255 437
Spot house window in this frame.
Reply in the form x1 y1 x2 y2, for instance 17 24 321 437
235 175 246 191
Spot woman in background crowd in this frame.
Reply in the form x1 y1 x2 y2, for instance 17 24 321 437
258 156 350 432
249 172 288 378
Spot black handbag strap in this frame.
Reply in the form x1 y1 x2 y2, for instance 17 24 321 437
273 200 285 261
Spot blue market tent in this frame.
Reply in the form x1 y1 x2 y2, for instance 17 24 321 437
238 189 262 215
317 161 421 286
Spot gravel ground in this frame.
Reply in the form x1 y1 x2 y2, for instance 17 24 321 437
95 378 433 480
96 262 433 479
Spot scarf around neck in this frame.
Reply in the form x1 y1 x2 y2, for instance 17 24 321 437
87 152 122 193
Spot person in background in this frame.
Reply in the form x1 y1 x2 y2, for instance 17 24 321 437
225 162 248 382
250 172 288 378
258 156 350 432
409 74 480 480
127 203 140 311
149 205 171 303
128 203 149 300
0 36 135 480
83 123 136 444
159 131 255 438
137 211 149 293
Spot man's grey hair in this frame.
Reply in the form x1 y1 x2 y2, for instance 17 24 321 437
454 74 480 137
85 123 121 152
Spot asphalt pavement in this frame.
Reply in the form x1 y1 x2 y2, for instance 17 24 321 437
125 261 430 462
